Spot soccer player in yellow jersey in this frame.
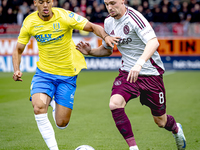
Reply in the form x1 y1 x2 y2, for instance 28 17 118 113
12 0 119 149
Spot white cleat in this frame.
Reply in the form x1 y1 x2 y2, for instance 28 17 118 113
173 123 186 150
129 145 139 150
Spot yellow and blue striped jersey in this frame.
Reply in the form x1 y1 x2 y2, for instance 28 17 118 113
18 7 88 76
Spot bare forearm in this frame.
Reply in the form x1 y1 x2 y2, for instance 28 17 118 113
12 49 22 72
83 22 108 40
140 37 159 61
92 24 108 40
89 45 112 57
12 43 25 72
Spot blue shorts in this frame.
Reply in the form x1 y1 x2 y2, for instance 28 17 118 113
30 68 77 109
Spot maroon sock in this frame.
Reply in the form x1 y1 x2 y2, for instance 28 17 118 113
164 115 178 134
111 108 136 146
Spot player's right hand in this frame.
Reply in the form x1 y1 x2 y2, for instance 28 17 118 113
13 70 23 81
104 36 120 48
127 64 142 83
76 41 91 55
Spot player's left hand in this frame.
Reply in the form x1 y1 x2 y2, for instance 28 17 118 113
127 64 142 83
104 36 120 48
76 41 91 55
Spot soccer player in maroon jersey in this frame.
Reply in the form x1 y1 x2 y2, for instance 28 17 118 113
76 0 186 149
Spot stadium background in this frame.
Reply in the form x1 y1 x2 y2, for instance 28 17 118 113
0 0 200 71
0 0 200 150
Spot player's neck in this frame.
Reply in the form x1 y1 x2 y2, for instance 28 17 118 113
114 6 127 20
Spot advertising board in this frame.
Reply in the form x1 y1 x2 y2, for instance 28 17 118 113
0 37 200 72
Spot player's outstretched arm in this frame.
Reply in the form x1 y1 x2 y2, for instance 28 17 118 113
83 21 120 48
12 42 26 81
76 41 113 57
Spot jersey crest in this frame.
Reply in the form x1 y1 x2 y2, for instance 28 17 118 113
53 23 60 31
123 25 130 35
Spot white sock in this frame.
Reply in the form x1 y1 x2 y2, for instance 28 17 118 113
56 124 68 130
35 113 59 150
50 99 56 123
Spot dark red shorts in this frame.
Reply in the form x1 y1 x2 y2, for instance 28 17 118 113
111 69 166 116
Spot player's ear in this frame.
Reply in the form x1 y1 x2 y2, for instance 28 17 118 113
33 0 37 7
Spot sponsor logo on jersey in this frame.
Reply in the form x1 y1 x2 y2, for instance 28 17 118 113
77 16 81 22
117 38 132 45
53 23 60 31
34 25 43 28
34 34 64 44
142 29 153 36
35 34 52 39
75 14 83 22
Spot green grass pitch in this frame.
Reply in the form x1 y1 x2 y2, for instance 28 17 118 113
0 71 200 150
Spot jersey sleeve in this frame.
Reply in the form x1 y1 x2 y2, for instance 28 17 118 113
67 11 88 30
133 15 156 44
17 23 31 45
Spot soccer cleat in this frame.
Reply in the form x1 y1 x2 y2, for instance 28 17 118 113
129 145 139 150
173 123 186 150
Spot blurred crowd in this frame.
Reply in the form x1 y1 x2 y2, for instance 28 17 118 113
0 0 200 25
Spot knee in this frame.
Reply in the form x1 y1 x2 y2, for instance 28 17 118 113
56 119 69 129
33 105 46 115
109 101 122 110
109 101 117 110
109 95 126 110
32 95 49 115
